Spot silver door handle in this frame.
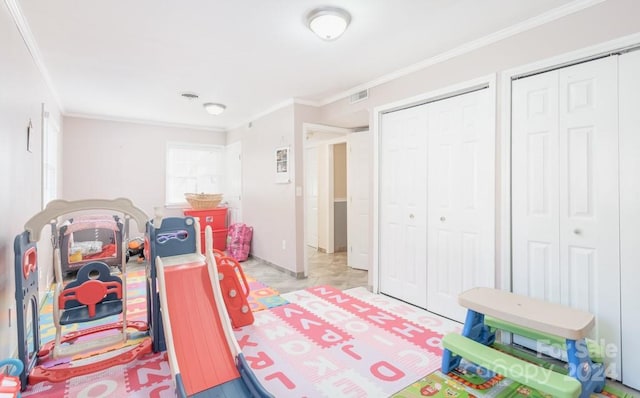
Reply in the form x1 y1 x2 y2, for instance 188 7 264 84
574 229 581 235
440 216 446 222
409 214 415 219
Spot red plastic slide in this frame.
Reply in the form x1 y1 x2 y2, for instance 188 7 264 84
162 262 239 396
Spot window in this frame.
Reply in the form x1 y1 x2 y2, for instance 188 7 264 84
42 108 59 208
166 142 225 205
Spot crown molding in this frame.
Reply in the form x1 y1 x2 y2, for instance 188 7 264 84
293 98 322 107
318 0 606 106
7 0 605 129
5 0 64 112
64 112 225 132
228 98 292 130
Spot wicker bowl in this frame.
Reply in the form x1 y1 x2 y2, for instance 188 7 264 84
184 193 223 209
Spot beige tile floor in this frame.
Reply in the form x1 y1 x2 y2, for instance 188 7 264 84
240 247 369 294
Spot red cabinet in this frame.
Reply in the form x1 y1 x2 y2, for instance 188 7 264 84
184 207 228 252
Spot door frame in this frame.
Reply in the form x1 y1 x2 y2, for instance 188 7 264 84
372 73 497 294
304 145 319 249
323 137 347 255
302 123 353 277
499 32 640 292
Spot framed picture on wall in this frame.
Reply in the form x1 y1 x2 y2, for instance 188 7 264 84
275 146 290 183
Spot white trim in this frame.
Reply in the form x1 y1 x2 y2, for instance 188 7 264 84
372 75 493 117
69 98 321 133
41 103 60 209
499 71 513 292
4 0 64 112
304 123 353 136
320 0 605 106
301 123 354 277
65 112 225 132
502 32 640 79
229 98 299 131
372 108 381 294
372 73 497 295
326 144 335 254
498 32 640 293
294 98 322 107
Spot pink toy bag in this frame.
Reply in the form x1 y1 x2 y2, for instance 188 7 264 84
227 223 253 262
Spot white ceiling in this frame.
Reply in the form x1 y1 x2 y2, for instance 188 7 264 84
16 0 584 131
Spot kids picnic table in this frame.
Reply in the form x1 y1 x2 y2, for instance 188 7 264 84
441 287 605 398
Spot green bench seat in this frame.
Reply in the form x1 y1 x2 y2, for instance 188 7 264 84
442 333 582 398
484 316 604 363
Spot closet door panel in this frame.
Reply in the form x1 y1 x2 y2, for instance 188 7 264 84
379 105 428 308
513 56 621 379
558 59 620 380
427 89 494 322
512 71 561 302
620 50 640 390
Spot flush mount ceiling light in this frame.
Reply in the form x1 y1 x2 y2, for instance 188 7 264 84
203 102 226 115
307 6 351 41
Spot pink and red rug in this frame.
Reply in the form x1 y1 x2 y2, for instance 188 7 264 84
23 280 632 397
24 279 460 397
236 285 459 397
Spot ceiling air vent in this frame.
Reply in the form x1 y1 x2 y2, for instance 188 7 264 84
349 89 368 104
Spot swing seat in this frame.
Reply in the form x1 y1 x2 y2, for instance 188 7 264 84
59 261 123 325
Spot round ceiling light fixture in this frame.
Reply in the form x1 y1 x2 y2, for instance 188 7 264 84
307 6 351 41
203 102 226 115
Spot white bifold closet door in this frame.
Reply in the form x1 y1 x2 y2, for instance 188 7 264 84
620 50 640 390
379 88 494 320
512 56 621 378
425 90 495 322
380 104 429 308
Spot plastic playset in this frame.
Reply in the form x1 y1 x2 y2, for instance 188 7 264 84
12 198 271 397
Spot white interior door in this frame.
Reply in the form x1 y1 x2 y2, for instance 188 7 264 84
224 141 242 224
512 70 562 303
619 50 640 390
305 146 319 248
379 105 428 308
347 130 371 271
512 56 621 378
426 89 495 322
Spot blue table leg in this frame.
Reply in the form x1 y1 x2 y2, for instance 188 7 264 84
442 309 495 374
462 310 495 345
566 338 606 398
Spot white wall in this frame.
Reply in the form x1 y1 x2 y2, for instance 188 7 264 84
312 0 640 286
0 3 63 358
227 106 297 272
227 103 320 275
62 116 226 229
320 0 640 128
